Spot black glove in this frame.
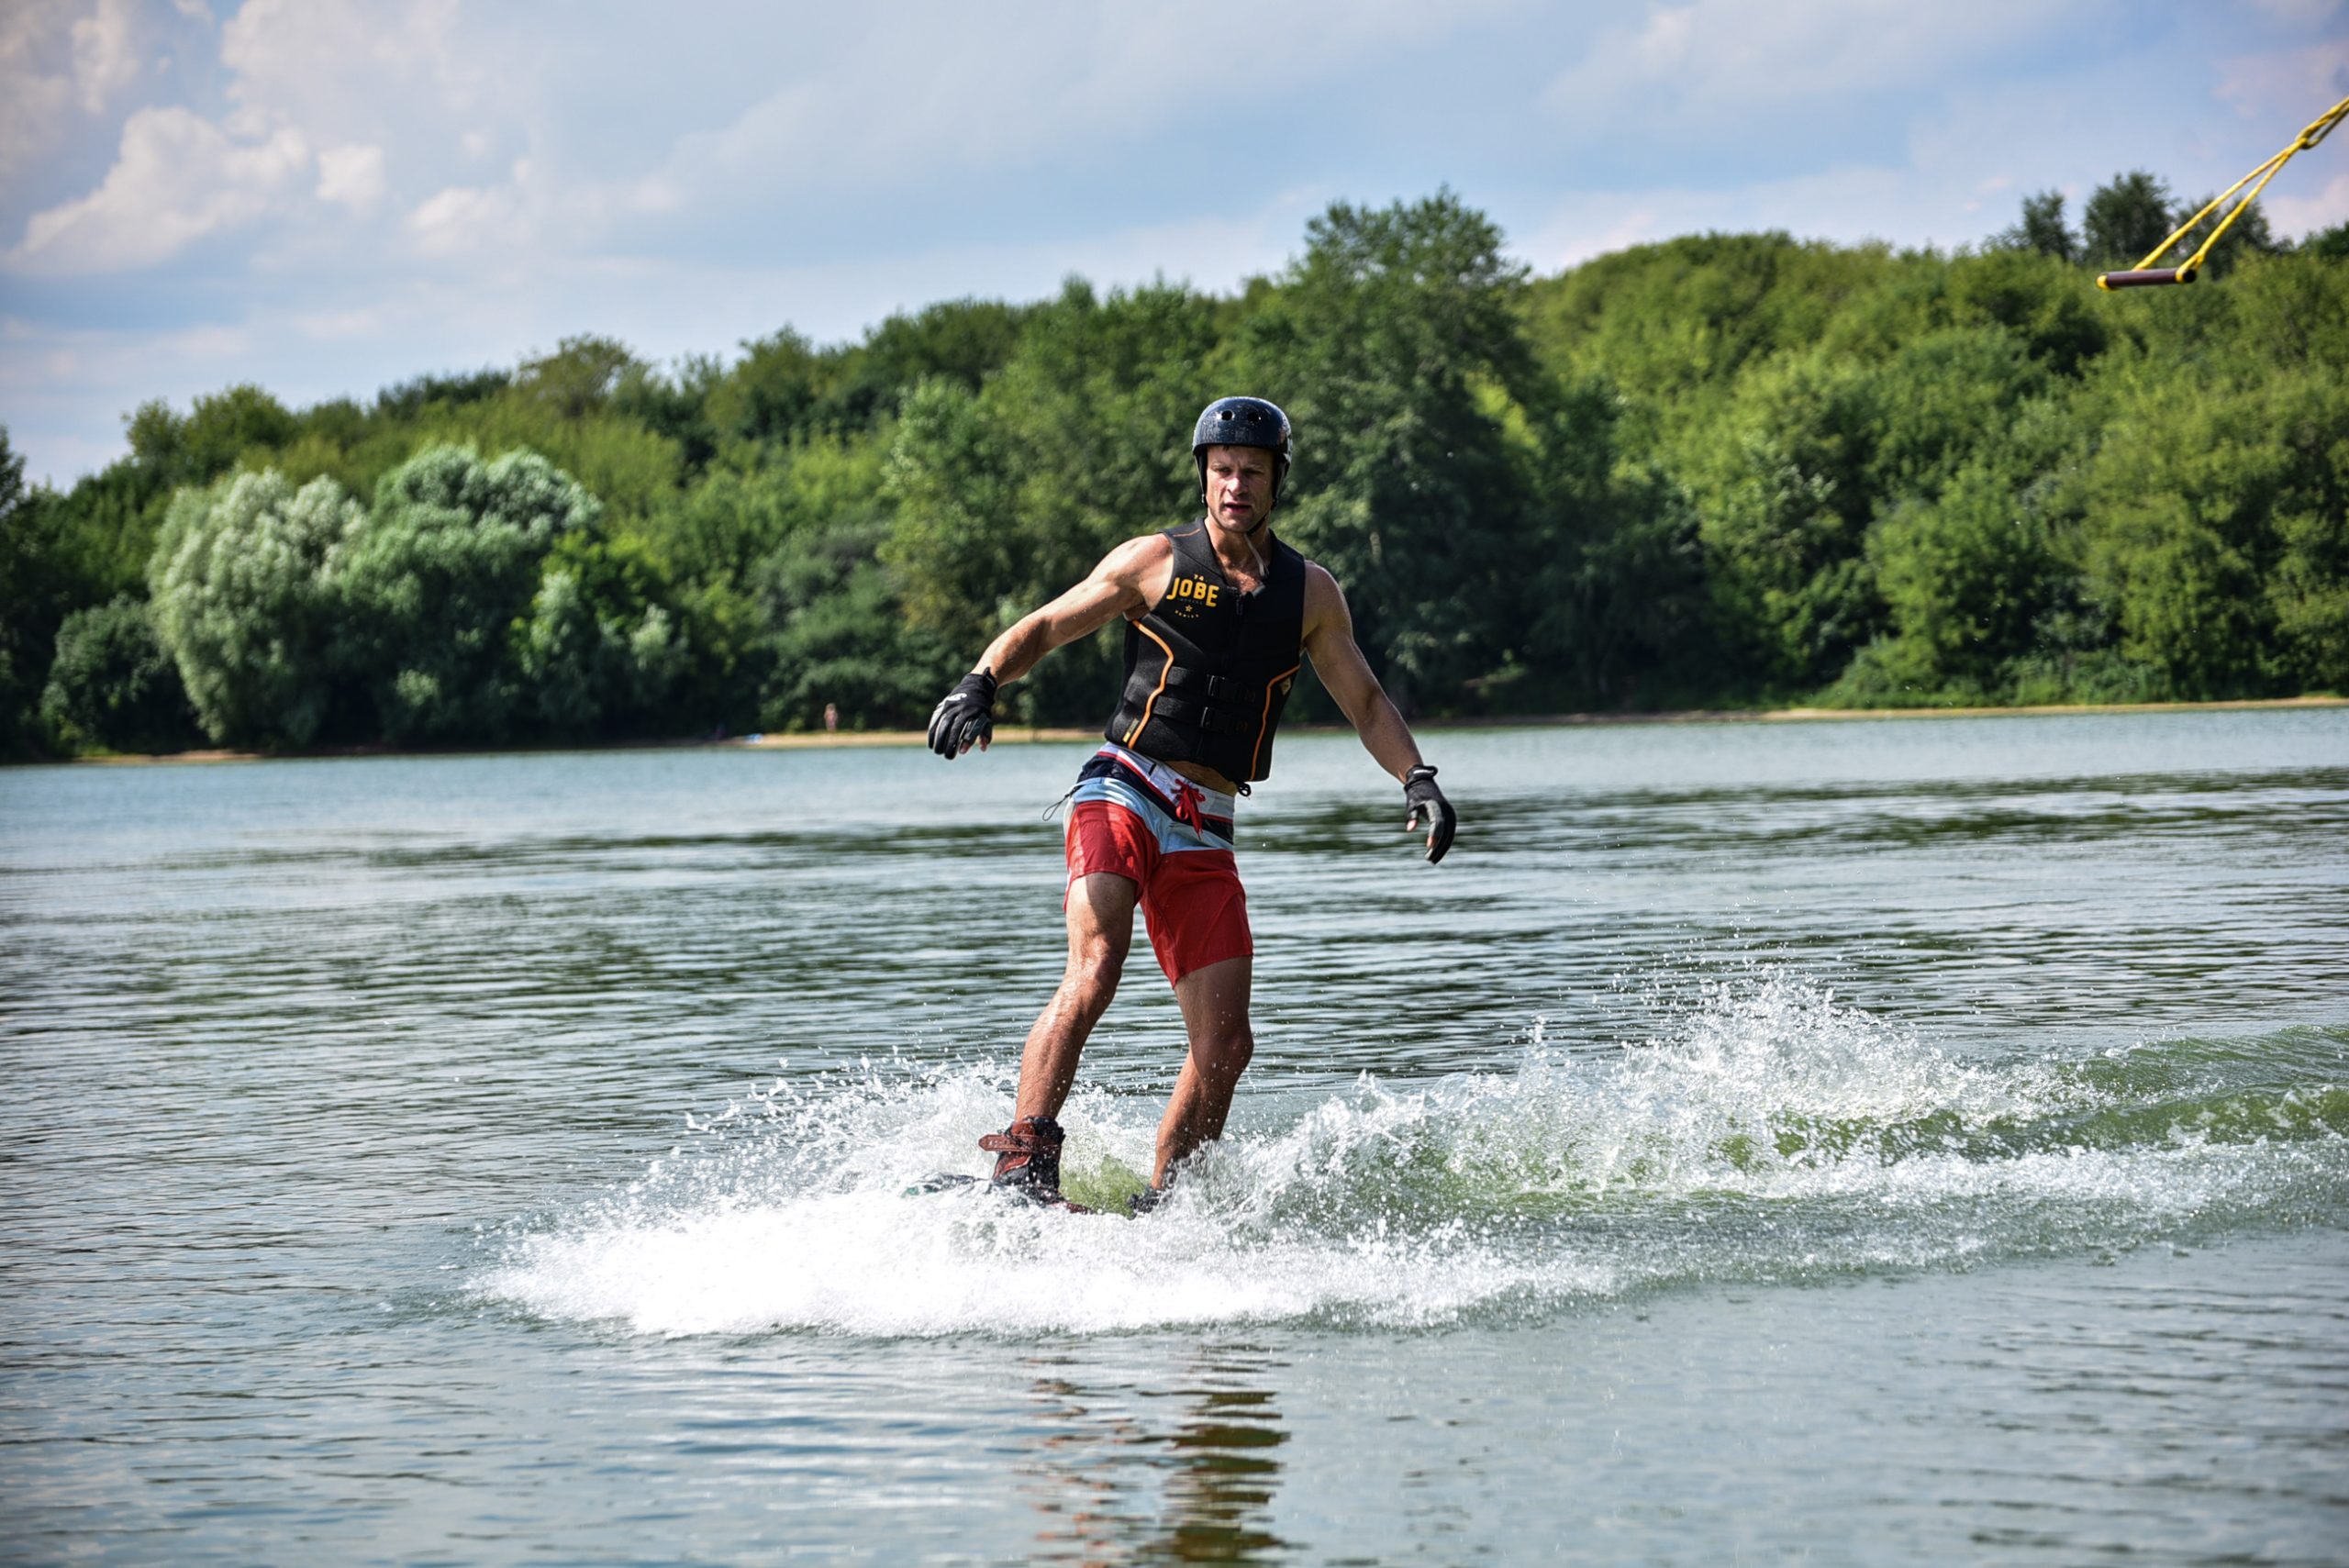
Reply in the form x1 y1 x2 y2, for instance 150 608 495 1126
1403 764 1455 864
927 669 996 758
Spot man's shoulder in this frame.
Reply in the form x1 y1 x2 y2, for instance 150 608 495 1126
1113 528 1181 559
1095 529 1176 584
1297 557 1349 636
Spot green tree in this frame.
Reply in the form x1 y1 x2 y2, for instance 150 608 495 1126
516 335 642 419
2083 171 2176 268
1523 232 1903 463
516 531 688 737
1691 348 1883 689
614 353 726 475
707 328 829 450
1520 410 1716 709
1865 326 2051 498
1996 190 2078 262
337 445 603 741
880 376 1024 656
943 278 1228 722
402 398 680 530
815 298 1032 432
1859 459 2057 699
1237 190 1539 712
19 183 2349 745
1942 248 2109 378
40 462 168 599
148 470 363 747
127 385 303 492
373 368 510 421
39 595 199 752
755 517 956 731
1 429 68 752
2072 360 2341 698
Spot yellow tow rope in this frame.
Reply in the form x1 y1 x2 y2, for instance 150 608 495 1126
2098 94 2349 289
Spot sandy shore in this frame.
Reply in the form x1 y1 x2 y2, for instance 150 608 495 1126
54 693 2342 765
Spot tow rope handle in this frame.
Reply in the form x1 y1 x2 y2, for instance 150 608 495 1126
2097 94 2348 290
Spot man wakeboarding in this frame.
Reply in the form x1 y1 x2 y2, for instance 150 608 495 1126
926 396 1456 1212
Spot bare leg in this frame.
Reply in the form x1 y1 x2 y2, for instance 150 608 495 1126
1013 873 1140 1121
1152 954 1254 1185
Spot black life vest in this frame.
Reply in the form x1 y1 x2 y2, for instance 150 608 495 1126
1104 521 1308 784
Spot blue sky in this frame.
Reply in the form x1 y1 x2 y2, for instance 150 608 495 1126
4 0 2344 486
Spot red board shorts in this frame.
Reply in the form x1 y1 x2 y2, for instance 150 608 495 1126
1063 743 1252 984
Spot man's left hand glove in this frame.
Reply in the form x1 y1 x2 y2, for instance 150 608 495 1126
1403 764 1455 864
927 669 996 758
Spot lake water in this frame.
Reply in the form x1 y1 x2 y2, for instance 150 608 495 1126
3 708 2345 1565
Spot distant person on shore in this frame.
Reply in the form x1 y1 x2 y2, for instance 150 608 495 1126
925 396 1455 1211
823 702 839 734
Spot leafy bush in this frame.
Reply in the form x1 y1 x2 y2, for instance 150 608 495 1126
148 470 362 748
40 595 199 753
336 445 603 740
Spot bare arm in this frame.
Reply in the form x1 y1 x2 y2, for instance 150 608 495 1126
974 534 1166 685
1300 564 1425 782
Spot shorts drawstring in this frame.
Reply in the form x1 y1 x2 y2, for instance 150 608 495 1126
1170 780 1205 832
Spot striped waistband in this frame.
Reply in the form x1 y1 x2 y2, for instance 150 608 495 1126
1075 742 1237 843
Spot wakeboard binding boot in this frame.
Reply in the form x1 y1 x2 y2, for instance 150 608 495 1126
978 1116 1088 1211
1128 1163 1176 1216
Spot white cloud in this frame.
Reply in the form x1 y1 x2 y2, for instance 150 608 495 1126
69 0 142 111
2263 169 2349 238
5 0 480 275
625 17 1210 212
17 0 1525 288
1 0 178 188
315 142 384 210
7 105 310 273
1 2 85 184
219 0 471 138
406 178 522 256
593 0 1523 232
1545 0 2083 124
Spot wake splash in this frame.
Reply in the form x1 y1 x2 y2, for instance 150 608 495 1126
479 981 2348 1338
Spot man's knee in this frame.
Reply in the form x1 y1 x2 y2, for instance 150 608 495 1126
1190 1021 1253 1081
1067 928 1129 993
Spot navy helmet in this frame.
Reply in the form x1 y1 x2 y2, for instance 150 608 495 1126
1192 396 1292 501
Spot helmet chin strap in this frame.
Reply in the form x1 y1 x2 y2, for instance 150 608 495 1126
1239 507 1274 582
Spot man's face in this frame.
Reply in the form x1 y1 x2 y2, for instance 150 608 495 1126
1204 445 1276 533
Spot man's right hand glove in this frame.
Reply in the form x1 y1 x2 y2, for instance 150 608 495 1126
927 669 996 759
1403 764 1455 864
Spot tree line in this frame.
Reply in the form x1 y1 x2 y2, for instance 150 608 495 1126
4 173 2344 758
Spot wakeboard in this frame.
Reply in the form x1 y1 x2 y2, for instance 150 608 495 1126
905 1173 1097 1215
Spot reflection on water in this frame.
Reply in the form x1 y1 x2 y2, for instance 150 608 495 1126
1018 1346 1289 1566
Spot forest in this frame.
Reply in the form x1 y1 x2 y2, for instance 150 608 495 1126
4 174 2345 758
